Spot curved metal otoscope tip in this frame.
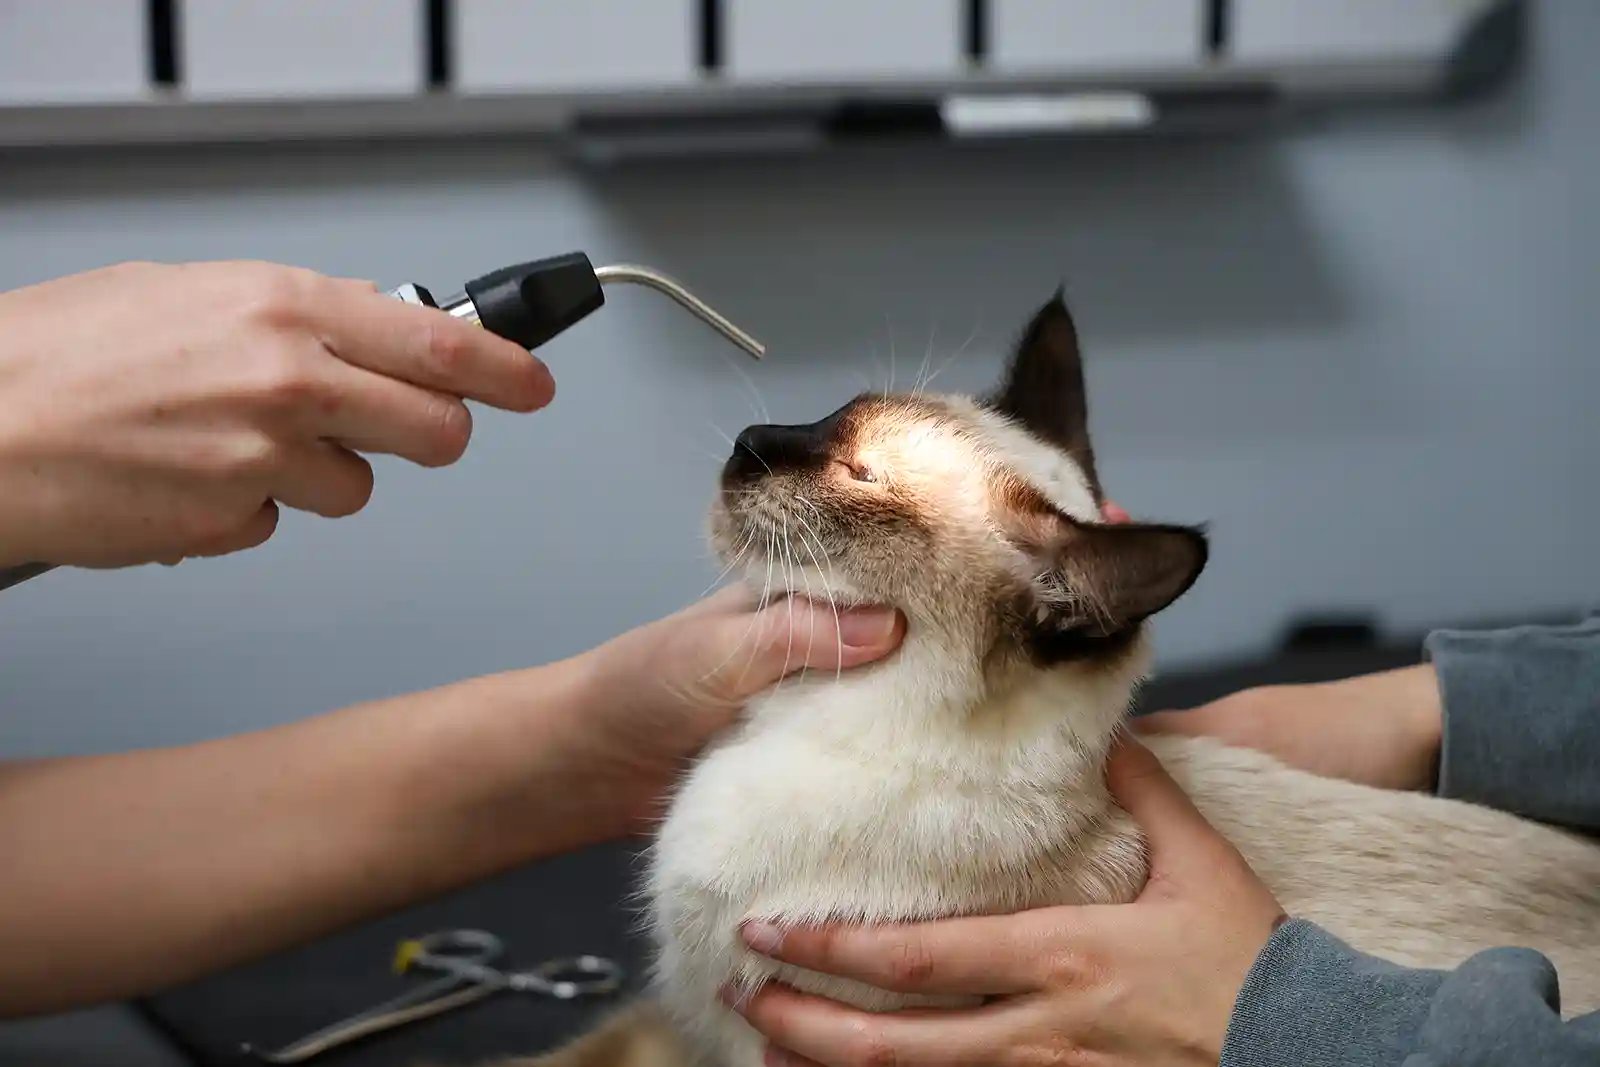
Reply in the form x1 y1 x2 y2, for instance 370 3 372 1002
595 264 766 360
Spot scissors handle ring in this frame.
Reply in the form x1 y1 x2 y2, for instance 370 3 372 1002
512 954 625 999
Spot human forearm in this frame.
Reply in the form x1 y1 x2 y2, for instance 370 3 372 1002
1139 663 1443 791
0 586 904 1017
0 653 614 1016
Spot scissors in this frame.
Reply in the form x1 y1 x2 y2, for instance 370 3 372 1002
241 929 624 1063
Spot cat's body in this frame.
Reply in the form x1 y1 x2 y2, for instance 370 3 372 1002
1159 737 1599 994
650 639 1148 1065
648 643 1600 1067
524 294 1600 1067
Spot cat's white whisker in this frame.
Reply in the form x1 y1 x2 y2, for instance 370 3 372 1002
911 320 938 398
922 314 983 392
699 526 757 599
735 523 778 678
885 313 898 395
790 513 821 683
769 509 799 696
789 503 844 686
697 524 778 692
793 494 825 521
717 346 771 424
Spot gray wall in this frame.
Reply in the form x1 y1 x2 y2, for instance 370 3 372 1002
2 4 1596 758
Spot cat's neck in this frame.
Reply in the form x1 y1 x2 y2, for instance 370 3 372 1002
740 623 1146 784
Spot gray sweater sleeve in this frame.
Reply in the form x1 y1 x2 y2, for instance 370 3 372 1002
1223 615 1600 1065
1426 613 1600 831
1221 920 1600 1066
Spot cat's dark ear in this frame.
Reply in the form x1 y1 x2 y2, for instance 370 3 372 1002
989 291 1101 501
1029 517 1208 638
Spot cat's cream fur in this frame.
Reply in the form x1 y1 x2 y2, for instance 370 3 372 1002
522 298 1600 1067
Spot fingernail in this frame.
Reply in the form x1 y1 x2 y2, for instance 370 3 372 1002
717 982 749 1012
836 608 898 648
506 353 554 410
741 920 785 955
764 1046 796 1067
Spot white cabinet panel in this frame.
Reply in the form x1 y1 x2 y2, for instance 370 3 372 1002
0 1 147 104
726 0 963 82
454 1 697 93
1233 0 1479 63
992 0 1205 72
181 0 424 100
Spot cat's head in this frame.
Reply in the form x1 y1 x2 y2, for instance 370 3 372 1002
709 292 1207 672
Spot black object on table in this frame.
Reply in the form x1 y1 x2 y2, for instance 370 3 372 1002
138 843 651 1067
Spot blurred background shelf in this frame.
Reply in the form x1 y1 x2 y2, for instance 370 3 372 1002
0 0 1521 155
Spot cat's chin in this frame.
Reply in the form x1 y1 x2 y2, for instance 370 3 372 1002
781 589 873 613
716 552 875 613
737 580 873 613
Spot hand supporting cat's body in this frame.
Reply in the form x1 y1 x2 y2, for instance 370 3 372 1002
1154 735 1600 1004
650 630 1149 1066
648 639 1600 1067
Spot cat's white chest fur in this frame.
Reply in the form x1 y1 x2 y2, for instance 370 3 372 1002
645 639 1600 1067
646 640 1147 1067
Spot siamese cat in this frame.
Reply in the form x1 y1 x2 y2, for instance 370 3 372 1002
516 293 1600 1067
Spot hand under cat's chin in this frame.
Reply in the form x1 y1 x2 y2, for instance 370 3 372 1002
572 588 904 832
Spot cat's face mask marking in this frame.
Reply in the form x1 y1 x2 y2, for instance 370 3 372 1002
709 292 1208 666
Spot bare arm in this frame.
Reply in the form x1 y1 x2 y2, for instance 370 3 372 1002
1140 614 1600 830
1138 664 1444 791
0 591 903 1016
0 659 608 1015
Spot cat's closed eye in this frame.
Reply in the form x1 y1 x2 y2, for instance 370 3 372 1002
835 460 879 484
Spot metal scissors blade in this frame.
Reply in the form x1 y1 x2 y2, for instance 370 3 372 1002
241 930 623 1064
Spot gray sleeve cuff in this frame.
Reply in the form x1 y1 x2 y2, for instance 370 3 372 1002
1221 920 1444 1067
1425 615 1600 830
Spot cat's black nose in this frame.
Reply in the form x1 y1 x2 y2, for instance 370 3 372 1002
725 422 827 483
